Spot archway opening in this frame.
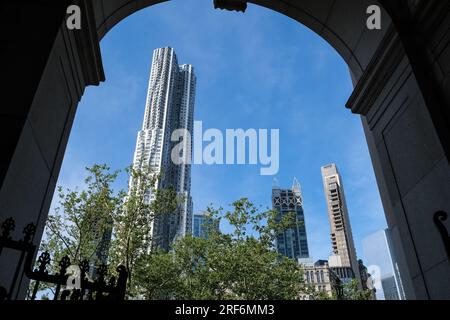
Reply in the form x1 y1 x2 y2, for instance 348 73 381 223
38 0 392 300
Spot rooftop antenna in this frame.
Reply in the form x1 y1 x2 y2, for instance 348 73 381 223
272 177 280 190
292 177 302 194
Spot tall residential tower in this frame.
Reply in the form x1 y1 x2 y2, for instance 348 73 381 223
193 211 219 239
130 47 196 251
321 164 361 284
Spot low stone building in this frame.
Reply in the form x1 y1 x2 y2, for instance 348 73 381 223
300 260 342 299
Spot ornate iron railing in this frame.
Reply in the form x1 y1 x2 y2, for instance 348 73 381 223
0 217 127 300
434 211 450 261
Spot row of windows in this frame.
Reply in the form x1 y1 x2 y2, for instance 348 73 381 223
305 270 327 284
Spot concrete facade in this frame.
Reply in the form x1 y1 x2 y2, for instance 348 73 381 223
303 260 335 299
321 164 361 286
301 260 355 300
1 0 450 299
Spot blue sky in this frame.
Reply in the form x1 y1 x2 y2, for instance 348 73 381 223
53 0 387 262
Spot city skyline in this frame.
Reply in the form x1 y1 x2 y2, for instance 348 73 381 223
4 0 450 302
50 0 387 265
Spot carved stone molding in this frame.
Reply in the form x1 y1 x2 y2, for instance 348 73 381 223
71 0 105 86
346 26 405 116
213 0 247 13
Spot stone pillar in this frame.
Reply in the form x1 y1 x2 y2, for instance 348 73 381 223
348 0 450 299
0 0 104 299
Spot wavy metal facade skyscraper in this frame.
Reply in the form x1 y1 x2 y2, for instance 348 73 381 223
131 47 196 251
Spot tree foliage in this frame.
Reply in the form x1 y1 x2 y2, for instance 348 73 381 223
40 164 121 269
109 165 180 297
309 279 374 301
341 279 374 300
36 166 374 301
36 164 179 298
136 199 307 300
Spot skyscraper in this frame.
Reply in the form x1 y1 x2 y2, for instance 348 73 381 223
130 47 196 251
321 164 361 284
193 211 218 239
362 229 406 300
272 178 310 260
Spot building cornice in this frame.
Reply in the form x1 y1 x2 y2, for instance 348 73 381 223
347 0 450 116
73 0 105 86
345 26 405 116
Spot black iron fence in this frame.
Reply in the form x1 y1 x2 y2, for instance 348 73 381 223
434 211 450 261
0 217 127 300
2 212 448 301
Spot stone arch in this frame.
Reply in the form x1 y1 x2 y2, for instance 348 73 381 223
92 0 390 83
1 0 450 300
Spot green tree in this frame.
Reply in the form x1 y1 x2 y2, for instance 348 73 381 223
137 198 307 300
341 279 374 300
33 164 180 299
40 164 121 268
309 278 374 300
35 168 373 301
109 165 180 298
29 165 122 298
